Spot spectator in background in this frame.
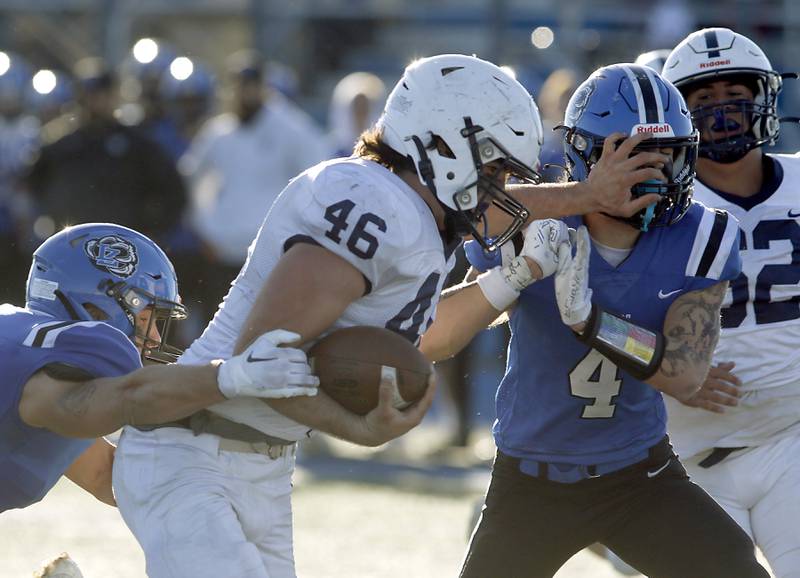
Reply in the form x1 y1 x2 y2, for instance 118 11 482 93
119 38 177 130
159 56 215 154
536 68 579 183
24 57 186 245
181 49 329 325
327 71 385 157
0 51 38 305
25 69 74 127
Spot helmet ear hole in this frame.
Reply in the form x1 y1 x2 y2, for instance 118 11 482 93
83 303 109 321
431 134 455 159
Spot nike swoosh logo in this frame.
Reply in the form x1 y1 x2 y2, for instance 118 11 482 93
246 353 278 363
789 210 800 218
646 459 671 478
658 289 682 299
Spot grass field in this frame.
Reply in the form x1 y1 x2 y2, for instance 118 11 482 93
2 474 643 578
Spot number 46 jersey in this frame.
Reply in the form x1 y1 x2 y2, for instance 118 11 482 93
667 153 800 458
180 157 457 441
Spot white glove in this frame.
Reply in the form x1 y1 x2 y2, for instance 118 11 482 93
520 219 571 279
217 329 320 399
477 219 571 311
555 226 593 327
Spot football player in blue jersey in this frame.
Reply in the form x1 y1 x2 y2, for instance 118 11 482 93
0 222 320 513
420 64 769 577
662 28 800 577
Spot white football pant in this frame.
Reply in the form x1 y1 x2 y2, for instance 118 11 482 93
113 427 296 578
684 433 800 578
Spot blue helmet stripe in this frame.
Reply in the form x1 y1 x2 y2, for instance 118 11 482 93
704 30 721 58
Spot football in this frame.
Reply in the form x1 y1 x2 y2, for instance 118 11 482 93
308 326 432 415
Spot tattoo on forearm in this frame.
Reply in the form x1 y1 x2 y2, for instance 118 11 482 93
59 383 97 417
661 282 726 378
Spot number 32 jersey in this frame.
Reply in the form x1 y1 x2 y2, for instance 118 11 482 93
180 157 457 440
667 153 800 458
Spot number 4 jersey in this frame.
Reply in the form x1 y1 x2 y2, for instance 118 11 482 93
180 157 458 440
466 202 740 466
667 153 800 459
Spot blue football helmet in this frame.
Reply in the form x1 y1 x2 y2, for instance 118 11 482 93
562 63 699 231
26 223 187 363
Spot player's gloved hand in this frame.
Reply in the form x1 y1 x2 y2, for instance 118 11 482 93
520 219 572 280
478 219 570 312
555 225 593 329
216 329 320 399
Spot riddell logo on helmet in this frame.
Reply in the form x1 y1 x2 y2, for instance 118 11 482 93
699 59 731 69
631 123 675 137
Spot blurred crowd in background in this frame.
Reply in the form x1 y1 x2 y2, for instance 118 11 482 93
2 0 800 459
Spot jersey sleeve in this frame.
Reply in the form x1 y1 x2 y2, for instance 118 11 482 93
282 163 420 292
464 232 524 273
465 240 502 272
23 321 142 378
683 206 742 292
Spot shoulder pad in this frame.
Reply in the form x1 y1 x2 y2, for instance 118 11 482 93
23 321 141 377
308 159 424 250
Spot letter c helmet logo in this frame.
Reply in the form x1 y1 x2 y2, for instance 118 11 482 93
85 235 139 278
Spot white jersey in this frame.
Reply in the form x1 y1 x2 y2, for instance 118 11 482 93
180 157 458 440
667 153 800 458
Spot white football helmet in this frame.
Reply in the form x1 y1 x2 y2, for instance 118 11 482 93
379 54 543 251
634 49 671 73
663 28 785 162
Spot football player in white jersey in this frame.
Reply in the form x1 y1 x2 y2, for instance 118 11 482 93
663 28 800 578
112 53 675 578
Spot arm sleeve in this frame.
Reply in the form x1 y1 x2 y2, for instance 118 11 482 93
464 239 503 273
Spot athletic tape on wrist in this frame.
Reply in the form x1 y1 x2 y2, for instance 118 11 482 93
477 256 534 311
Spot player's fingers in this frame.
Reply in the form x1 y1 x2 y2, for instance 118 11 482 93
402 374 437 423
575 226 590 266
626 167 667 185
264 329 303 347
556 242 572 274
375 379 397 413
707 365 742 387
703 387 739 406
717 361 736 371
288 374 320 388
614 131 651 157
278 348 310 363
618 193 661 216
696 399 726 414
284 386 319 397
622 150 668 171
600 132 627 158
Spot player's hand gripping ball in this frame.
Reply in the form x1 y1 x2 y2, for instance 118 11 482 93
308 326 432 415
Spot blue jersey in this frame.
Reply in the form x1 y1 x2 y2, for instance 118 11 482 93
0 305 141 512
466 202 741 466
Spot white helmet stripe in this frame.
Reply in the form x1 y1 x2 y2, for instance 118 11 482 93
641 66 666 123
622 65 664 124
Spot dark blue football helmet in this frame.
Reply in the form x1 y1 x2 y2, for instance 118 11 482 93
26 223 187 363
562 63 699 231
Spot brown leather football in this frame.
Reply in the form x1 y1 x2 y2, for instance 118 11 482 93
308 326 432 415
